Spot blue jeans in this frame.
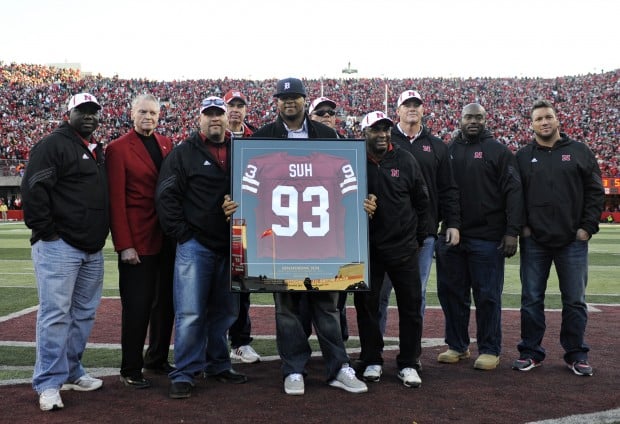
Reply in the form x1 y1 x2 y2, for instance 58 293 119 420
436 236 504 355
31 239 104 393
378 236 435 334
518 237 590 363
169 238 238 384
274 291 349 380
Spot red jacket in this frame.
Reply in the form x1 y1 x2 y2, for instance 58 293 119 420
106 129 173 255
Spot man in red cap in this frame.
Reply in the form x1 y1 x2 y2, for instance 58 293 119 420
223 89 261 365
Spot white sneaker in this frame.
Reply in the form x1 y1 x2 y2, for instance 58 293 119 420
398 367 422 388
362 364 382 382
39 388 64 411
230 345 261 363
329 365 368 393
284 373 304 395
61 374 103 391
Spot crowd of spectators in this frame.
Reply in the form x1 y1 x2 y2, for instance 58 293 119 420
1 61 618 177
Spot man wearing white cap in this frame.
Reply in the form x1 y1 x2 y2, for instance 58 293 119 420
354 111 429 388
21 93 109 411
377 90 461 350
156 96 247 400
308 96 339 135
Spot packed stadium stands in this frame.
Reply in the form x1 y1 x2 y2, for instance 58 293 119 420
1 62 618 178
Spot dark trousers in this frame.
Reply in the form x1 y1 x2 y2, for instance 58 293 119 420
119 240 175 377
354 252 422 370
229 292 253 348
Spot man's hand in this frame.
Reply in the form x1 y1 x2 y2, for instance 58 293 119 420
222 194 239 222
445 228 460 246
499 235 518 258
364 194 377 219
576 228 590 241
121 248 141 265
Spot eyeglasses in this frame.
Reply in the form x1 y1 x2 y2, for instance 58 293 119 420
313 109 336 117
201 98 225 108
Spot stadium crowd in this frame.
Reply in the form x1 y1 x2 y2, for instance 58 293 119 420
1 62 618 177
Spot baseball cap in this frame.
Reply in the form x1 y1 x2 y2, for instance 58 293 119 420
223 89 248 105
396 90 423 108
67 93 101 112
308 97 337 114
200 96 227 114
361 111 394 130
274 77 307 98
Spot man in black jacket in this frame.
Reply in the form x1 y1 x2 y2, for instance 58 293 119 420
436 103 523 370
253 78 367 396
377 90 460 338
156 96 247 399
512 99 604 376
353 111 429 388
21 93 109 411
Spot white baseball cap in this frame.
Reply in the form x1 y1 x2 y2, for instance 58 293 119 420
67 93 101 112
361 111 394 130
396 90 423 108
308 96 337 114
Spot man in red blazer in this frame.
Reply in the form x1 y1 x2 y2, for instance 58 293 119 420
106 93 175 388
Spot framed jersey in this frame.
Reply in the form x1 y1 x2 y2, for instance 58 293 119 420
231 138 370 292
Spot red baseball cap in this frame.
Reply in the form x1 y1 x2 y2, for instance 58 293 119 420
223 89 248 105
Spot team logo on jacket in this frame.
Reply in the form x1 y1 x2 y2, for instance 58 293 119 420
474 151 483 159
391 169 400 177
203 160 212 166
423 145 432 152
562 155 571 161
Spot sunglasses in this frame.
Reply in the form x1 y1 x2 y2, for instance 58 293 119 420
313 109 336 117
201 98 225 108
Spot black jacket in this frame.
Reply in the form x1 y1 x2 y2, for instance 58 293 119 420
515 133 604 248
449 129 523 240
156 132 232 255
391 125 460 236
252 114 338 139
21 122 109 252
367 145 429 262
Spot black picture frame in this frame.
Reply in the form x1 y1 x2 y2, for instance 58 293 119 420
230 138 370 292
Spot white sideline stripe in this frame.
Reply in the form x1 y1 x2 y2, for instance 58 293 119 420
526 408 620 424
0 305 38 322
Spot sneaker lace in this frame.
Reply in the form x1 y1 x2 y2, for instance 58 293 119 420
340 366 356 380
401 367 416 378
289 373 302 382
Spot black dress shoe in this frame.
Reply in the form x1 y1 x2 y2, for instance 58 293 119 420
143 362 176 375
208 369 248 384
120 375 151 389
169 381 193 399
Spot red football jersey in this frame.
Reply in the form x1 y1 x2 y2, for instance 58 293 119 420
242 152 358 259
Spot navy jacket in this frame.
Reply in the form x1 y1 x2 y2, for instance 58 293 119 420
516 133 604 248
391 124 460 236
21 122 109 252
448 129 523 241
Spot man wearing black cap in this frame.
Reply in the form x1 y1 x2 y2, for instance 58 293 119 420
253 78 367 396
22 93 109 411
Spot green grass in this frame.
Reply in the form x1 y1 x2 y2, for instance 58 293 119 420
0 222 618 373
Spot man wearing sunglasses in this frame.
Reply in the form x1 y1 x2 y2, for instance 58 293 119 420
309 97 340 135
157 96 246 399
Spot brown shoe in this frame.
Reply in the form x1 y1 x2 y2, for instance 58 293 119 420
474 354 500 370
437 349 471 364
